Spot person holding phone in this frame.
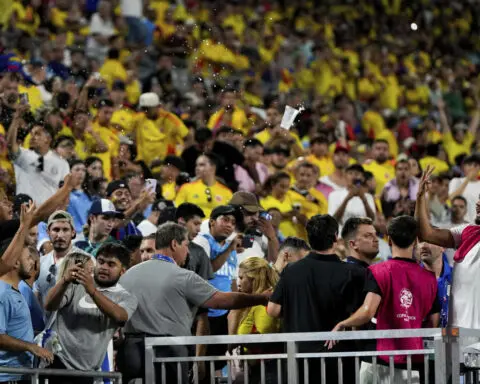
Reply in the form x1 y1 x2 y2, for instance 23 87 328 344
328 164 376 232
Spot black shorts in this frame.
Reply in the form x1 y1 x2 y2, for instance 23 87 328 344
206 312 229 370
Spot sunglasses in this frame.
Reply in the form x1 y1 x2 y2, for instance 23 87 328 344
37 156 44 173
205 188 212 203
46 264 56 284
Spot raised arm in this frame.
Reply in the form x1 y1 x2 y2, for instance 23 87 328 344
415 165 456 248
468 101 480 137
6 104 29 155
0 203 36 276
437 98 451 135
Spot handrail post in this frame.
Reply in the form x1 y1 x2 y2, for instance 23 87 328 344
434 330 447 384
286 341 298 384
145 342 155 383
449 328 461 384
30 372 39 384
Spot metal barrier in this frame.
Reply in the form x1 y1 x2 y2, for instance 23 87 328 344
144 328 480 384
0 367 122 384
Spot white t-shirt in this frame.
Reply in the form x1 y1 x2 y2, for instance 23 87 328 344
137 220 157 236
449 178 480 223
449 224 480 329
120 0 143 17
328 189 376 233
14 148 69 205
86 13 115 57
319 176 345 191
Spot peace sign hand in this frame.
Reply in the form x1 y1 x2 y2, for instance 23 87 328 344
417 165 435 198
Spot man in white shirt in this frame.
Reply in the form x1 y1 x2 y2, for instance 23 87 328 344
7 106 70 205
319 144 350 191
328 164 376 232
416 166 480 361
449 154 480 223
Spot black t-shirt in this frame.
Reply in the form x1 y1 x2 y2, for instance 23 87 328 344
270 252 366 352
0 219 20 242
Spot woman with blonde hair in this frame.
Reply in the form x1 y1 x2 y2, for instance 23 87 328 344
233 257 281 383
57 252 95 281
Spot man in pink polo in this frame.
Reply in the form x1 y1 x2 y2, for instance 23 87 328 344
329 215 440 382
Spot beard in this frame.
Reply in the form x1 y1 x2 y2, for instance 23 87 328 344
18 267 31 281
94 274 119 288
53 240 70 252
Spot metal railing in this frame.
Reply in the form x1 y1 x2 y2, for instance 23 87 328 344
144 328 480 384
0 367 122 384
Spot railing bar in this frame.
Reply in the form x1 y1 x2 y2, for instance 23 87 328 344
355 356 360 384
424 354 429 384
193 362 199 384
227 361 232 384
338 357 343 384
261 359 265 384
210 361 215 384
177 361 182 384
407 354 412 384
372 357 377 384
161 362 166 384
144 329 445 346
244 359 249 384
389 355 394 383
277 358 282 384
320 357 326 384
304 358 309 384
30 372 38 384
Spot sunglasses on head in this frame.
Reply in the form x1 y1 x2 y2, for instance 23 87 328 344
205 187 212 203
46 264 56 283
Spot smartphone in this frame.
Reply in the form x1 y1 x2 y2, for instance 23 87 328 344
145 178 157 194
242 235 255 249
19 93 29 105
259 211 272 221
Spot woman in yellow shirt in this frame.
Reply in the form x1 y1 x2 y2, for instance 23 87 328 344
234 257 281 383
260 172 305 238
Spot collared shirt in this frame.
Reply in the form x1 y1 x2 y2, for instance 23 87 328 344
345 256 370 269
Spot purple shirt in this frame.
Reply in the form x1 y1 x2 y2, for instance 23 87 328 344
382 177 419 202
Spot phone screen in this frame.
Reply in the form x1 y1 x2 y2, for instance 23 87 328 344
145 178 157 193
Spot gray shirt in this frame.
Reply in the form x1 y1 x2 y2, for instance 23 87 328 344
53 283 137 370
120 259 217 336
186 242 214 280
34 246 91 311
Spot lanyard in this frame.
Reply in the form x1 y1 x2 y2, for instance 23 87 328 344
152 254 176 264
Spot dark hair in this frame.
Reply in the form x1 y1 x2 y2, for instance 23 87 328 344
0 238 13 259
122 235 143 253
244 138 263 148
296 161 317 172
395 159 410 169
306 215 338 252
175 203 205 222
279 237 311 252
53 135 75 149
426 143 440 157
107 48 120 59
69 159 84 169
263 171 290 194
346 164 365 174
364 171 374 182
431 172 450 183
311 134 329 145
194 128 213 144
155 222 188 249
387 215 419 249
85 156 103 168
452 195 467 206
96 242 131 267
202 152 220 169
373 139 389 146
341 217 374 242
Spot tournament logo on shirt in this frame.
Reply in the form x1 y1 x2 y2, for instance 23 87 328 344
399 288 413 309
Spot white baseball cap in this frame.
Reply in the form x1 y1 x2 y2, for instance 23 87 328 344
139 92 161 108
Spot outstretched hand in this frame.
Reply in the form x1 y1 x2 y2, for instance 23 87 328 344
324 322 346 350
417 165 435 197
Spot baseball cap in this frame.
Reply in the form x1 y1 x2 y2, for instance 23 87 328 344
112 80 126 91
229 191 262 213
163 155 186 172
139 92 160 108
88 199 124 218
210 205 243 224
47 210 75 229
106 180 129 197
334 142 350 154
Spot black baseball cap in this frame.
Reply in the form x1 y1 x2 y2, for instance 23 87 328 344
210 205 243 224
106 180 129 197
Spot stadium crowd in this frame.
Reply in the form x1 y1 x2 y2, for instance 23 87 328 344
0 0 480 383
